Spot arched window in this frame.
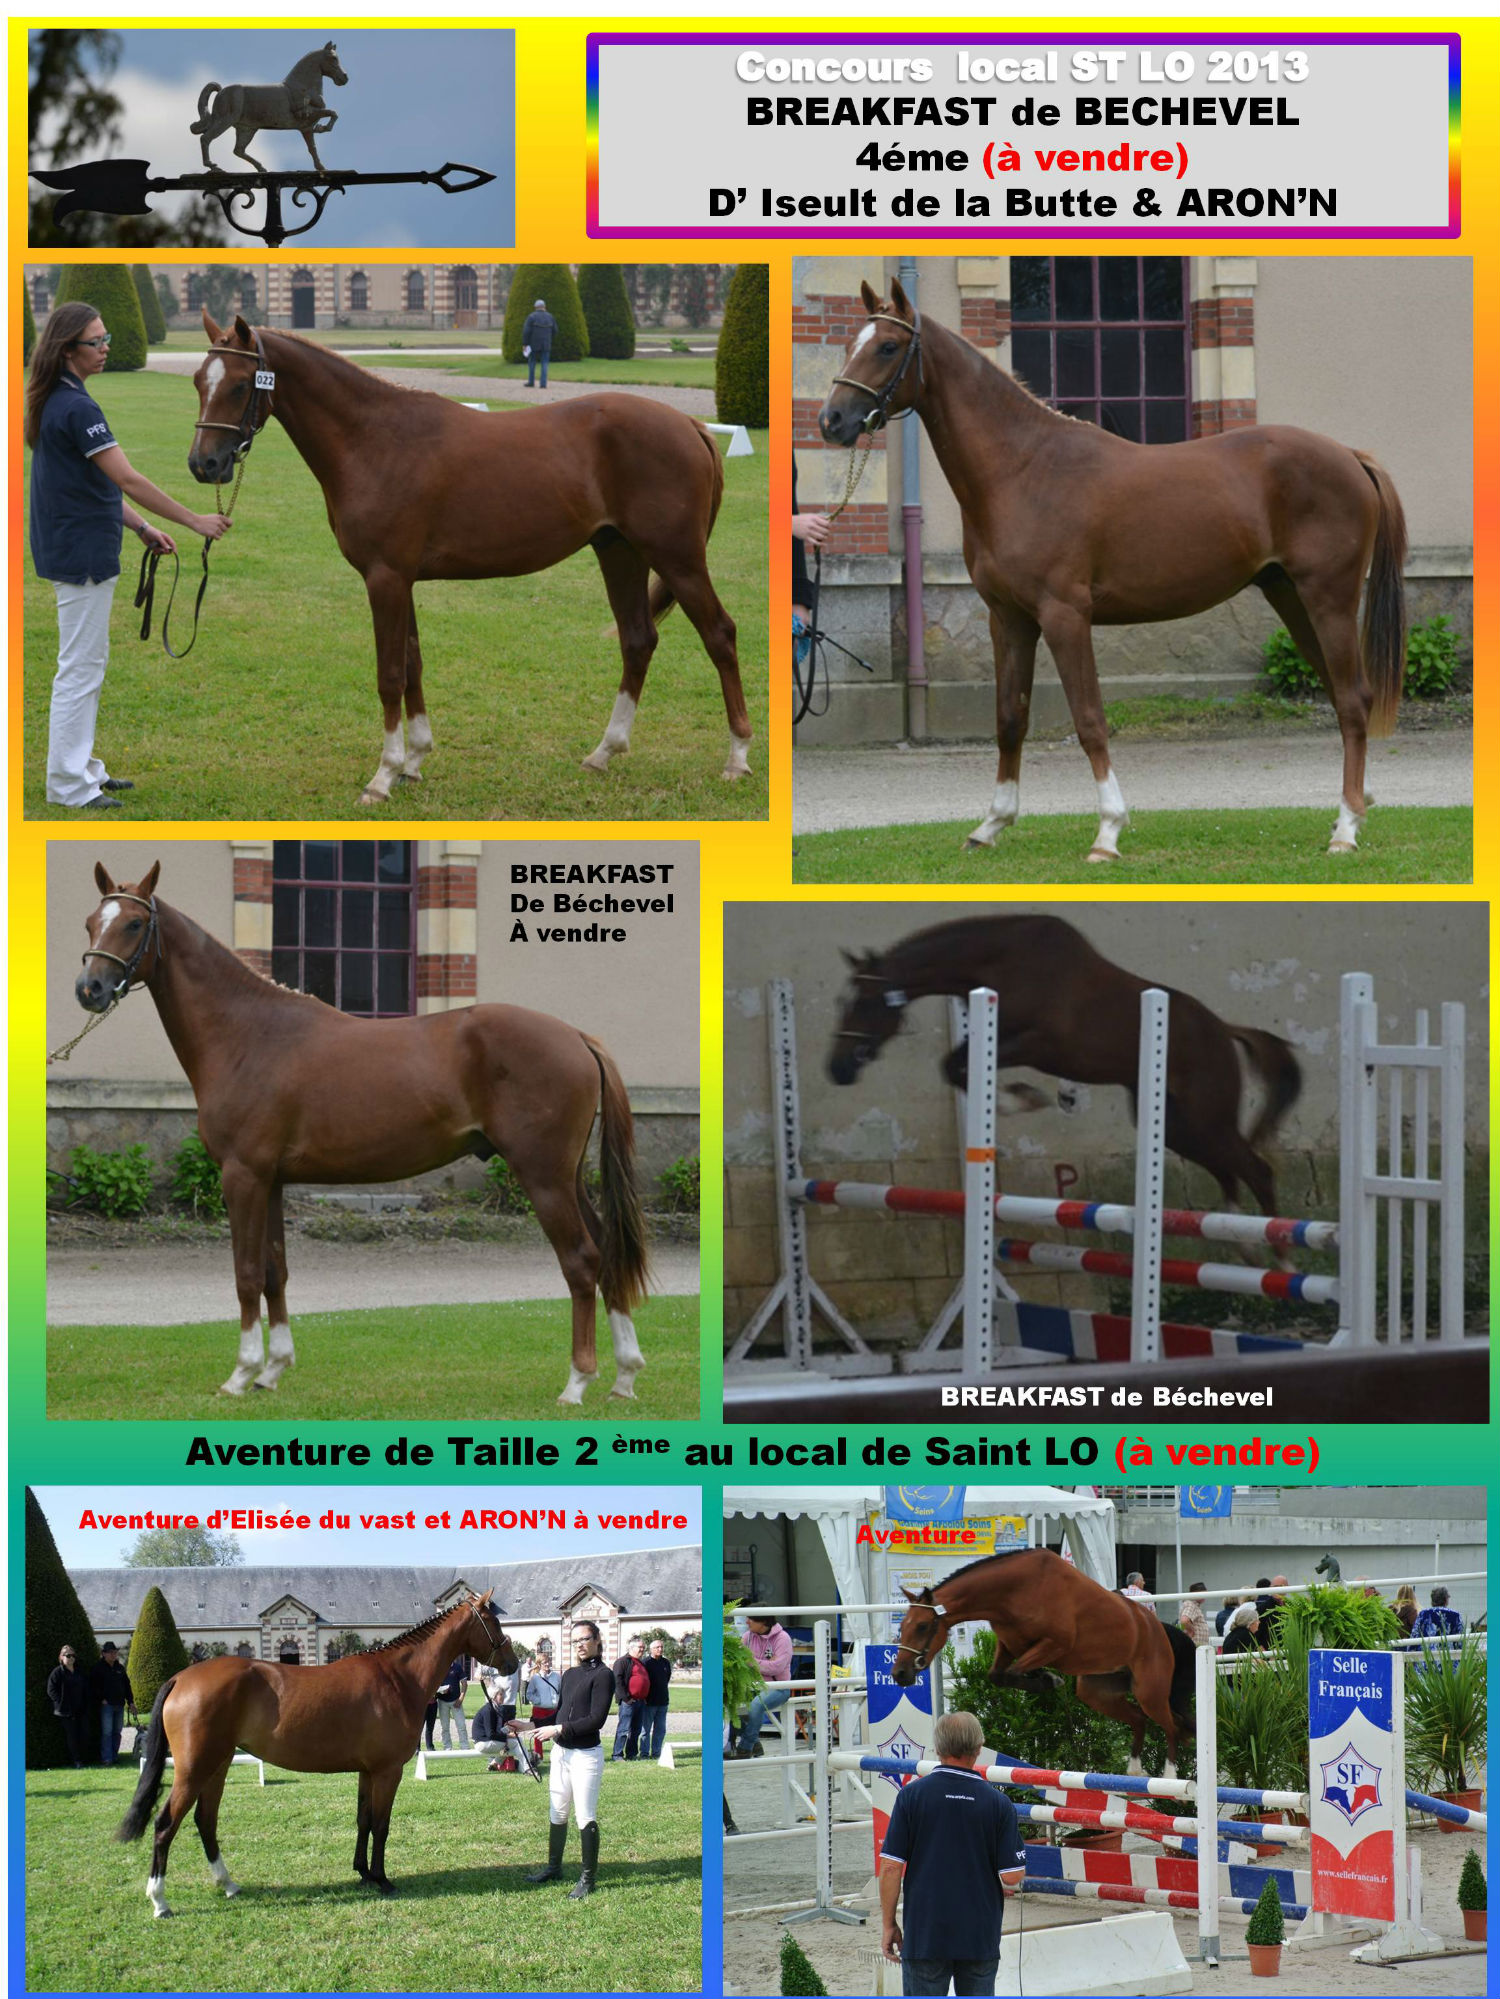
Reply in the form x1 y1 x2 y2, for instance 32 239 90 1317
348 270 369 313
452 265 479 313
239 275 259 315
185 273 206 309
31 274 52 313
1009 257 1190 443
405 269 426 311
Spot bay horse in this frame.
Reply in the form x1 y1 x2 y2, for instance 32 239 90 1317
892 1550 1196 1775
190 42 348 174
189 311 750 806
820 279 1407 861
117 1591 517 1913
74 861 649 1405
828 913 1301 1221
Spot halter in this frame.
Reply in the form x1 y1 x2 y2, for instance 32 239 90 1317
829 308 925 433
464 1597 512 1666
831 976 909 1042
893 1598 948 1669
194 329 278 462
80 892 163 997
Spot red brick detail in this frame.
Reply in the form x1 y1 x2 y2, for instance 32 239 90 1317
1192 398 1258 437
417 863 477 910
241 948 272 977
1191 297 1254 348
960 298 1009 347
792 294 877 345
824 501 890 554
417 954 477 999
233 857 272 901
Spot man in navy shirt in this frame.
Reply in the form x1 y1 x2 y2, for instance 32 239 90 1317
521 300 557 388
879 1711 1027 1997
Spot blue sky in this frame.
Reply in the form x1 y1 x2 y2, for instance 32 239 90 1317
39 1486 701 1570
35 30 515 247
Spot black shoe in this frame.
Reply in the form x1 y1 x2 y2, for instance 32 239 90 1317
568 1822 599 1900
101 778 135 792
79 794 123 811
527 1820 568 1884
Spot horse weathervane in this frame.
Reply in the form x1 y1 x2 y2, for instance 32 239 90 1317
30 42 494 249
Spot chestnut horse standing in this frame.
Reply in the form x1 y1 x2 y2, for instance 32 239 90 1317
189 310 750 805
828 913 1302 1221
74 862 649 1404
892 1551 1196 1775
117 1592 517 1913
819 279 1407 862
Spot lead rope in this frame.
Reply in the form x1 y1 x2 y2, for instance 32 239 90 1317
47 988 132 1065
134 454 247 660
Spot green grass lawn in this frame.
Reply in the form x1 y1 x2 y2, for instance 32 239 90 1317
25 1759 701 1992
792 806 1472 885
47 1296 699 1422
352 355 719 390
23 375 767 823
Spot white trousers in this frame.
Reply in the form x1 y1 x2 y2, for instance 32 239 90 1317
47 576 117 806
549 1741 604 1828
436 1698 468 1748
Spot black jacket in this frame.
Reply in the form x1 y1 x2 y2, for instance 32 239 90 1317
644 1654 673 1703
47 1665 87 1718
554 1656 615 1748
91 1658 134 1707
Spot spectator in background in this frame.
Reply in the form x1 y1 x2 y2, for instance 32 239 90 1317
641 1638 673 1761
526 1643 562 1733
1222 1604 1261 1656
91 1640 134 1767
1215 1595 1240 1638
611 1638 650 1761
1392 1584 1419 1636
1413 1587 1463 1640
521 299 557 389
1177 1585 1212 1647
729 1610 793 1758
1121 1571 1153 1605
1254 1577 1290 1649
46 1644 88 1767
434 1653 469 1749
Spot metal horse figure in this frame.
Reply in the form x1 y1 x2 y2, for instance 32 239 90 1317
189 311 751 806
191 42 349 173
828 913 1302 1221
820 279 1408 861
117 1592 517 1913
75 862 649 1405
892 1550 1197 1776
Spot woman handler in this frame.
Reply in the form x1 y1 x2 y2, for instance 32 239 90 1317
525 1619 614 1900
25 300 231 810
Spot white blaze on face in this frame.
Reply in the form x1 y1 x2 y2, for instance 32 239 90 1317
850 322 876 356
204 355 225 409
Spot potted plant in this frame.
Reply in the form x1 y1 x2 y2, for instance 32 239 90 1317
1214 1652 1307 1854
1245 1876 1286 1976
1457 1848 1486 1942
1406 1636 1487 1832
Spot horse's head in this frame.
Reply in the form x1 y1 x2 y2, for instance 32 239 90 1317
77 860 163 1012
315 41 348 87
190 311 273 485
465 1590 519 1673
828 947 908 1085
820 278 923 445
891 1585 949 1686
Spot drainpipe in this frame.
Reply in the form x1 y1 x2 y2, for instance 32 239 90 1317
897 255 928 740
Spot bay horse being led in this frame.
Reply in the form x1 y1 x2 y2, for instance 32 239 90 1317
820 279 1407 861
189 311 750 806
75 862 649 1405
118 1592 517 1913
191 43 348 174
829 913 1301 1221
893 1550 1196 1775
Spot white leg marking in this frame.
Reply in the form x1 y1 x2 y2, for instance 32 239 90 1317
401 712 434 780
254 1320 295 1392
221 1322 265 1397
1163 1759 1178 1784
209 1853 240 1898
1328 798 1363 853
607 1310 645 1399
1125 1754 1143 1778
995 1084 1050 1117
582 692 637 774
147 1874 173 1918
558 1365 596 1406
1087 766 1130 863
965 778 1020 849
722 731 752 782
360 726 406 806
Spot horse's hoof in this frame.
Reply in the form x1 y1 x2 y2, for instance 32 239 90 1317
1327 839 1357 855
223 1882 241 1899
963 833 994 851
720 764 749 782
375 1880 396 1898
152 1907 174 1920
396 768 423 784
1085 848 1120 864
357 791 386 808
580 752 612 775
608 1383 638 1400
219 1373 254 1397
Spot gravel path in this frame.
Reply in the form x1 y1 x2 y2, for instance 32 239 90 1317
793 729 1473 835
47 1238 699 1326
144 352 717 415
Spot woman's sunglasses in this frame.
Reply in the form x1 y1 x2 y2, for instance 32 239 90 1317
73 334 112 349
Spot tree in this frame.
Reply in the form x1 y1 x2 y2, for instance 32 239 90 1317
577 264 635 360
153 270 178 328
122 1524 244 1568
716 263 769 427
676 1627 703 1670
502 265 589 364
638 264 674 325
53 263 147 372
326 1630 368 1662
127 1586 191 1711
635 1625 680 1662
133 264 165 343
677 265 710 330
23 281 37 364
25 1488 100 1769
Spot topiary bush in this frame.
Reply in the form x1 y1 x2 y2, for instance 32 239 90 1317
54 262 148 371
127 1585 192 1712
577 264 635 360
715 263 768 427
25 1488 101 1768
63 1141 154 1217
502 264 588 364
1244 1875 1285 1947
779 1933 828 1997
133 262 166 343
168 1129 224 1218
1458 1848 1486 1912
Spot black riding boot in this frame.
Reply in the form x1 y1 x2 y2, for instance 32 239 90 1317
527 1819 568 1884
568 1819 599 1899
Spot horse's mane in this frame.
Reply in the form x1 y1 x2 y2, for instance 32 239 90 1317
258 326 464 407
927 1547 1043 1593
868 295 1072 424
369 1601 464 1653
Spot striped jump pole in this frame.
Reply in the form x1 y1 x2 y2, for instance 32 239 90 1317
994 1237 1340 1307
1405 1789 1488 1831
1014 1878 1312 1922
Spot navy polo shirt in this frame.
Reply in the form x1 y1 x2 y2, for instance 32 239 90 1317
30 371 124 585
882 1765 1026 1962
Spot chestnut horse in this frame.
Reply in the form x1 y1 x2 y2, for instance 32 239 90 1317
74 862 649 1405
117 1592 517 1913
892 1551 1196 1775
828 913 1301 1220
189 310 750 805
820 279 1407 861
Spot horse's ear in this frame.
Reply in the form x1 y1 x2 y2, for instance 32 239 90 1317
860 279 880 315
202 306 224 345
135 860 161 900
901 1585 921 1603
325 39 337 51
839 946 860 969
233 314 255 348
94 862 116 895
891 276 912 321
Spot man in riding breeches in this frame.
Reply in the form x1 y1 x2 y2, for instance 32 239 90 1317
526 1620 615 1899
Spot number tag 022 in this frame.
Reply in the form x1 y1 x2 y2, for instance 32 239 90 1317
255 369 276 391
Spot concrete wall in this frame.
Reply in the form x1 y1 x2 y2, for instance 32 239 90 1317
724 902 1488 1353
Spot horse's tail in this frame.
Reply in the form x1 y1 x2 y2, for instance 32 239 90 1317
1165 1624 1197 1721
1230 1027 1303 1151
581 1035 650 1314
1356 451 1408 740
115 1679 175 1842
189 82 222 132
644 420 724 628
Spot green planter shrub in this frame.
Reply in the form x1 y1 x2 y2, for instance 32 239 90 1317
168 1130 224 1218
1245 1875 1285 1946
1406 1634 1487 1793
779 1933 828 1996
54 262 148 371
25 1488 101 1768
133 263 166 343
1457 1848 1486 1912
23 281 37 363
62 1141 155 1218
577 264 635 360
503 265 588 364
716 263 768 427
127 1585 192 1712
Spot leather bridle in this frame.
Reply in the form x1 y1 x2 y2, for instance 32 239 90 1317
464 1598 515 1668
82 892 163 998
893 1598 948 1672
194 330 278 463
829 308 925 433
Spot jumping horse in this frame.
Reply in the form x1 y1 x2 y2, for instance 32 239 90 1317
828 913 1302 1221
892 1550 1196 1775
189 311 751 806
190 43 348 174
75 862 649 1404
820 279 1407 861
117 1591 517 1912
